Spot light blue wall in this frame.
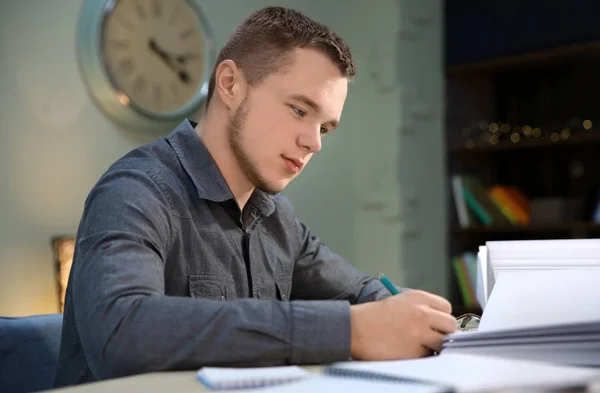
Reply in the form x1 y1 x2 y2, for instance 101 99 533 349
0 0 445 316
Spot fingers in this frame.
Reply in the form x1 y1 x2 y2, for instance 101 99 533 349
421 329 446 353
423 293 452 314
428 308 458 335
405 290 452 314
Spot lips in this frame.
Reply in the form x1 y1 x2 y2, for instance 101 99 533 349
286 157 304 169
282 155 304 173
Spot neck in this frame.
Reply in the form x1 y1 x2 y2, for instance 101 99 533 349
196 105 254 211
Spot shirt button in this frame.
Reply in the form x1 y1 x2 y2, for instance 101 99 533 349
282 294 287 301
220 295 225 301
253 291 259 298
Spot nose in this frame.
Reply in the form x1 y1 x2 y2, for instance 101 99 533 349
297 126 322 153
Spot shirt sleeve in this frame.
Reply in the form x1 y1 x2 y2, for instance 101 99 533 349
71 167 351 380
291 219 404 304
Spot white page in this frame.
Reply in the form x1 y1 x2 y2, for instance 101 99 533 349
485 246 495 302
478 269 600 332
257 375 449 393
476 246 488 308
328 353 600 393
443 341 600 368
487 239 600 262
494 260 600 268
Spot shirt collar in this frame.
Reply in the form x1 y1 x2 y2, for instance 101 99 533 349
167 119 275 217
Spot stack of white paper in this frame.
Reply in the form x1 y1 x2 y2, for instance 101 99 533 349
475 245 489 308
476 238 600 308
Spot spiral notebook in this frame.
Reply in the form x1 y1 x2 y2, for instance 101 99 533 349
197 368 450 392
325 353 600 393
242 375 451 393
196 365 310 390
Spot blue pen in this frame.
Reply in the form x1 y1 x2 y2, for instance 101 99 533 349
378 272 400 295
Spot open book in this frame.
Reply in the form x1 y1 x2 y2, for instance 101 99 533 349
446 265 600 367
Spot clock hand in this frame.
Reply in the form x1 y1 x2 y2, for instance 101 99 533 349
178 70 192 84
148 38 192 85
175 52 198 65
148 38 172 63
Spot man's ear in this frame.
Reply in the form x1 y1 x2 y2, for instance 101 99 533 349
215 59 244 109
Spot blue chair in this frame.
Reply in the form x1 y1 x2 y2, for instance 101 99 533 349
0 314 63 393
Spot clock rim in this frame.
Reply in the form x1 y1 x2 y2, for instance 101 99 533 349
76 0 215 129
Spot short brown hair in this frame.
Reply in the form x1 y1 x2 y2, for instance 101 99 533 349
205 6 356 107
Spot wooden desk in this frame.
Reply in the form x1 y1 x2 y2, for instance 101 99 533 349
44 372 203 393
43 367 324 393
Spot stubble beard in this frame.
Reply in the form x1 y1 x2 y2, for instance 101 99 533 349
227 96 281 195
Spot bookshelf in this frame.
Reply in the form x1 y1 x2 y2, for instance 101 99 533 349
445 38 600 315
448 129 600 154
453 222 600 234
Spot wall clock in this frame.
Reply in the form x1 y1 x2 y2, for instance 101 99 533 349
76 0 215 130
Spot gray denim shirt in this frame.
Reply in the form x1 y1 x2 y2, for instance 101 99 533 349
54 119 392 387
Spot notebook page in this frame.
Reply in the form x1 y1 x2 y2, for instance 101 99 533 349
196 366 308 390
258 375 450 393
327 353 600 393
478 269 600 332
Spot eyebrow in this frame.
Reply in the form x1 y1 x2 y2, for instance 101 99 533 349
290 94 339 129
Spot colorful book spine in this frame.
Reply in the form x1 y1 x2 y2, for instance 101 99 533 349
462 187 493 226
452 256 476 307
488 191 519 225
488 186 530 225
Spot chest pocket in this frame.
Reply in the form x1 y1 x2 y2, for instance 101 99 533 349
189 275 237 301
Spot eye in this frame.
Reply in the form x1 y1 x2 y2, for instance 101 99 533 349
320 127 330 136
291 106 306 117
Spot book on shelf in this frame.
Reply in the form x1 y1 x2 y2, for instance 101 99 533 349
452 251 479 309
451 174 530 228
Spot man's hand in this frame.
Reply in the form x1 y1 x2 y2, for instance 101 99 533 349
350 290 456 360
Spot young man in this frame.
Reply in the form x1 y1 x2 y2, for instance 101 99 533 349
54 6 456 387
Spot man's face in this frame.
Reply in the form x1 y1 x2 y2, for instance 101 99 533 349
228 47 348 194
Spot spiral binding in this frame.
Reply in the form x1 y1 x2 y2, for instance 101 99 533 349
198 376 305 391
325 366 416 383
324 366 454 392
230 377 302 389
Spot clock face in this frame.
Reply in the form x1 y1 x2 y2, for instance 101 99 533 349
101 0 208 116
